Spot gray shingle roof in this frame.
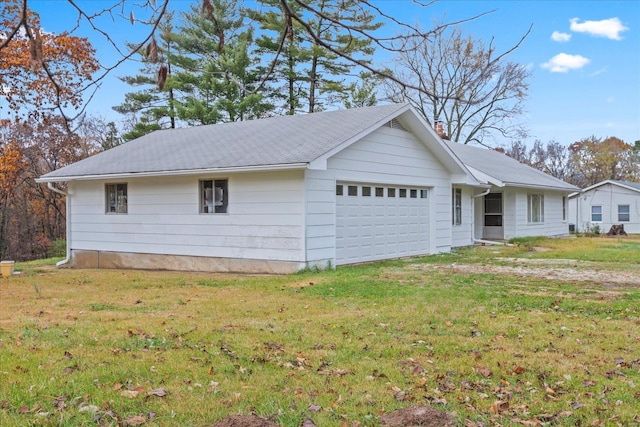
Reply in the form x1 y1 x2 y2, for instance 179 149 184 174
446 142 578 191
40 103 409 180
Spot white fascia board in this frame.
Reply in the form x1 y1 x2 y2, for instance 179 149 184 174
465 166 504 187
35 163 309 183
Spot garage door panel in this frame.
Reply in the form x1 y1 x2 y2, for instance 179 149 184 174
336 182 430 265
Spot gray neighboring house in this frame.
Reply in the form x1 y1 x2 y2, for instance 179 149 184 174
37 103 578 273
568 180 640 234
446 142 579 242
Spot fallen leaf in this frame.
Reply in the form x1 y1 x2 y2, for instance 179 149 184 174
308 403 321 412
123 414 146 425
490 400 509 414
146 388 167 398
474 365 493 378
121 390 139 399
513 365 526 374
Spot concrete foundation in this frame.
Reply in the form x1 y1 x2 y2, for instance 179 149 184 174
71 250 304 274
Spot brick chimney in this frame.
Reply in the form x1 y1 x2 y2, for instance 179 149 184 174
434 121 448 140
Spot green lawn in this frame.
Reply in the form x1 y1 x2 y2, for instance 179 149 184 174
1 236 639 426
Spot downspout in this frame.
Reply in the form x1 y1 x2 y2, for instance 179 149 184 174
471 187 492 244
473 188 491 198
47 182 71 267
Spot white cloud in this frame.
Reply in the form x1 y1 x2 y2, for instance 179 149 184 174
541 53 590 73
569 17 629 40
551 31 571 42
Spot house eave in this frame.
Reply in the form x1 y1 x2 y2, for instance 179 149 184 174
36 163 310 183
500 182 578 192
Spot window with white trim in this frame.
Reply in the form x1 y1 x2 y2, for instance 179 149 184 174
527 193 544 223
105 183 128 214
200 179 228 213
618 205 630 222
562 196 567 221
452 187 462 225
591 205 602 222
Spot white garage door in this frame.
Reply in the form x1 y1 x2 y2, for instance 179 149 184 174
336 182 430 265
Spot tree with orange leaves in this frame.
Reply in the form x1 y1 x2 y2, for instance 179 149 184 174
0 1 100 120
569 136 639 187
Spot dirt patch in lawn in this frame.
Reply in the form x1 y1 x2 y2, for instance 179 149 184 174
410 258 640 286
379 405 456 426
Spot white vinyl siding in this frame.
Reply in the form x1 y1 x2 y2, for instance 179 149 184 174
69 171 307 263
569 183 640 234
451 187 474 248
493 190 569 239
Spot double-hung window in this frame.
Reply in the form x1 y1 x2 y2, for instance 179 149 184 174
200 179 228 213
452 187 462 225
527 193 544 223
591 205 602 222
105 183 128 214
618 205 630 222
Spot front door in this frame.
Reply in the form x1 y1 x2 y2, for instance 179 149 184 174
483 192 504 240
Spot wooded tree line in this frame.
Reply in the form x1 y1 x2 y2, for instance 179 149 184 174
1 0 638 260
500 137 639 188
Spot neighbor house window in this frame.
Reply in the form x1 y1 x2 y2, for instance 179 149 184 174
200 179 228 213
527 193 544 223
452 187 462 225
591 205 602 222
105 183 127 214
618 205 630 222
562 196 567 221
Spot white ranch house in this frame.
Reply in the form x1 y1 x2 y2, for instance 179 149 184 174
38 104 577 273
568 180 640 234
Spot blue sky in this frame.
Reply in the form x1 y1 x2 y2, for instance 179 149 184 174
25 0 640 146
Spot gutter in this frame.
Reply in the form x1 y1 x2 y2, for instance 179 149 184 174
46 182 71 267
35 162 309 183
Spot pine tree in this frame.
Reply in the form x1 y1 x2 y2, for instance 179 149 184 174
250 0 381 113
169 0 273 125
